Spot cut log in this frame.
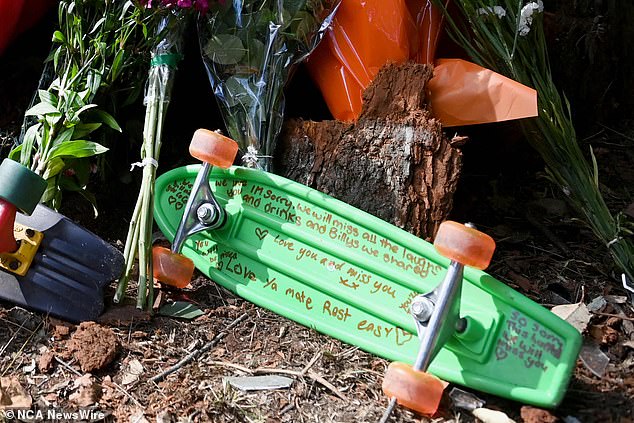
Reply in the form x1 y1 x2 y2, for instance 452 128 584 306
275 62 462 239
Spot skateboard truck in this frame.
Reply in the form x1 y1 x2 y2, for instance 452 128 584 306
153 129 239 288
171 159 227 254
380 222 496 422
0 158 124 322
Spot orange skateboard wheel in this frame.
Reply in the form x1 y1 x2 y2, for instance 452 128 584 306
433 221 495 270
382 362 445 416
189 129 238 168
152 246 195 288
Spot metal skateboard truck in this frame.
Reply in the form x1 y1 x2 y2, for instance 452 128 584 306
380 222 495 420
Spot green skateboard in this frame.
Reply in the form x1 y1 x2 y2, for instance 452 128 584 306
153 130 581 409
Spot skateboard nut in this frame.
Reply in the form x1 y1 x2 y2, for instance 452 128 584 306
26 229 35 238
197 203 217 225
411 296 435 323
455 317 468 333
9 260 21 271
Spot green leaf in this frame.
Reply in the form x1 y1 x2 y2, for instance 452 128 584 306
223 76 257 108
72 123 102 138
589 146 599 188
41 178 58 205
58 174 83 192
20 124 40 166
110 50 125 82
47 140 109 161
246 38 265 70
42 158 66 180
52 30 66 43
89 17 106 34
38 90 59 106
45 112 63 128
25 102 59 116
8 145 22 162
76 189 99 218
74 104 98 119
158 302 204 320
50 128 74 149
284 0 308 16
91 110 122 132
292 11 317 45
53 46 62 70
204 34 246 65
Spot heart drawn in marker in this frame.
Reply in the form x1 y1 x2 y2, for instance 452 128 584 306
255 228 269 240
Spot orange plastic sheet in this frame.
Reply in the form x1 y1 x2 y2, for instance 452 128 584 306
307 0 537 126
429 59 537 127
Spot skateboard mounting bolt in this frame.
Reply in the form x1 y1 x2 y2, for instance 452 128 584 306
9 260 21 271
411 296 435 323
455 317 468 333
196 203 217 225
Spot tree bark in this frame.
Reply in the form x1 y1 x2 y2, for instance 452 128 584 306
275 62 462 239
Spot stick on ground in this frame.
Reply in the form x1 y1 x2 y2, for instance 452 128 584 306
149 313 249 384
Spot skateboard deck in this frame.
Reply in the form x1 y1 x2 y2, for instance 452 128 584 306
0 205 124 322
154 165 582 407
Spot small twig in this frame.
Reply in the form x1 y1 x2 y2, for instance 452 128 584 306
253 367 347 401
590 311 634 322
305 371 347 402
0 320 28 359
54 356 82 377
279 402 295 415
1 321 43 376
208 360 252 374
0 316 37 333
149 313 249 383
300 351 322 376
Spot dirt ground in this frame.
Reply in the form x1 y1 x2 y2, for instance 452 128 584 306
2 5 634 423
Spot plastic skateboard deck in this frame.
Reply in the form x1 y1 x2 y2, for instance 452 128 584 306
0 204 124 322
154 165 582 407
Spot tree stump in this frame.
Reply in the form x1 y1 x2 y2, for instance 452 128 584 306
275 62 462 239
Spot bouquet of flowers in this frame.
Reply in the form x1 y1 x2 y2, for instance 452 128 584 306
434 0 634 284
8 0 163 210
116 0 208 309
199 0 340 171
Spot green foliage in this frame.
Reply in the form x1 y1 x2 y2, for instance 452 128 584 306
116 9 190 310
434 0 634 281
158 301 204 319
199 0 337 170
11 0 165 209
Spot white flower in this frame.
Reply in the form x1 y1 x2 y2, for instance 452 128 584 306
477 5 507 18
518 0 544 36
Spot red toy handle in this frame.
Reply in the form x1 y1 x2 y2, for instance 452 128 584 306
0 198 18 253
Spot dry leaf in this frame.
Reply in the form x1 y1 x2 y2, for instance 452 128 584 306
589 325 619 345
120 359 144 386
69 374 102 407
0 377 32 409
551 302 592 333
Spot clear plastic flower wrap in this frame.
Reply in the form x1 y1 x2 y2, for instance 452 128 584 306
199 0 340 171
117 5 191 309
